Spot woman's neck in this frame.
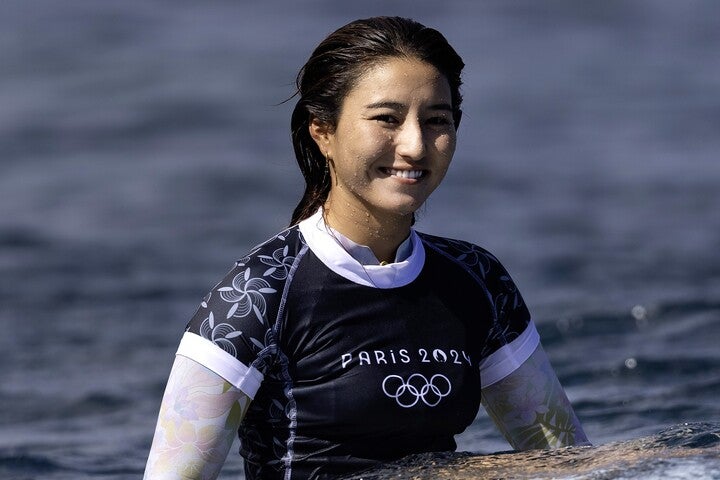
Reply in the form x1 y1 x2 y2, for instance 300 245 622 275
322 202 413 264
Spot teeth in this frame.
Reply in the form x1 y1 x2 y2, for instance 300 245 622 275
389 169 423 179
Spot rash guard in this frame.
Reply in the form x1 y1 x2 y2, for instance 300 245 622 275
177 209 538 479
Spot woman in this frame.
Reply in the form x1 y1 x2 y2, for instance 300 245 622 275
144 16 588 480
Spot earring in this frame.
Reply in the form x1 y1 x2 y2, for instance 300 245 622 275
322 152 331 183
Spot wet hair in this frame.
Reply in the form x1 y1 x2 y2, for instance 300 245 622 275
289 16 465 225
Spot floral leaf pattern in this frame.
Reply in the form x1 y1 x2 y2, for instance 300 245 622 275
215 268 276 325
481 345 588 449
187 228 301 372
144 356 251 479
259 245 295 280
199 312 241 357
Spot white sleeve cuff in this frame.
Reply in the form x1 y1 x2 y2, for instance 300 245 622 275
479 321 540 388
176 332 264 399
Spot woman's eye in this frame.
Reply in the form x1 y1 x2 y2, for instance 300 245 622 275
427 116 452 126
372 114 398 124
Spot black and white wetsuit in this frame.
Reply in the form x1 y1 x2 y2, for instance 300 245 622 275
178 209 539 479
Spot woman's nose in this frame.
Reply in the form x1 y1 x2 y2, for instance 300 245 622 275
395 120 426 161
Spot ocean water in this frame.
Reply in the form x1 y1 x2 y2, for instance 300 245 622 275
1 1 719 478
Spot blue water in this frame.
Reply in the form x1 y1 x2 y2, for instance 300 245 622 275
1 1 719 478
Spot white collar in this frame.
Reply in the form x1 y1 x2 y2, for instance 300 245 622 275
297 209 425 289
328 226 413 266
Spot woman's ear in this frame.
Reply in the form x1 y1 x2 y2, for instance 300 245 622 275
309 116 333 157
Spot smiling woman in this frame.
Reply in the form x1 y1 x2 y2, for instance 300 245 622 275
144 16 588 480
310 58 457 262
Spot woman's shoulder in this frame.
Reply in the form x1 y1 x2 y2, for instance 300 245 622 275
201 225 307 305
416 231 505 276
232 224 306 271
184 225 307 365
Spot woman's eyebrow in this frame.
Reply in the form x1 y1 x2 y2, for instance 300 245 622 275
428 103 453 112
364 101 405 110
363 101 453 111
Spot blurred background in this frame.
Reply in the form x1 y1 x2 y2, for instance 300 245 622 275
1 1 719 478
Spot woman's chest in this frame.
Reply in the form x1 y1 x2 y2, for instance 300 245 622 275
277 274 488 440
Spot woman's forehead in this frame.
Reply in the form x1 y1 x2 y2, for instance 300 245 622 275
343 58 452 108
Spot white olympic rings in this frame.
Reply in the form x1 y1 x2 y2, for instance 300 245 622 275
382 373 452 408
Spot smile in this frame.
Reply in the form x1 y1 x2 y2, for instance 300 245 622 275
382 168 425 179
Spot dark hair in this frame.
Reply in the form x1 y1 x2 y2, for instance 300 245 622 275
289 16 465 226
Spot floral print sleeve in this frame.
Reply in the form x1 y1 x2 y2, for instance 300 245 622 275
179 229 305 399
144 355 251 479
481 344 589 449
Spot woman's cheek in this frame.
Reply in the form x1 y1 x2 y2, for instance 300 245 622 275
437 131 456 153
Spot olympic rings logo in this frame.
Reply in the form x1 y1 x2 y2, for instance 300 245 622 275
382 373 452 408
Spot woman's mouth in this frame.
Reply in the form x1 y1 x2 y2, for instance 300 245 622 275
381 168 425 179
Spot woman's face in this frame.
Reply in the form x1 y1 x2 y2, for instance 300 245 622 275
313 57 457 221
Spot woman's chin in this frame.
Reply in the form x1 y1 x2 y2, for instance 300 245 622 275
372 200 424 219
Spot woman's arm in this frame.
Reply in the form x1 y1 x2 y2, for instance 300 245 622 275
144 355 252 480
481 344 589 450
